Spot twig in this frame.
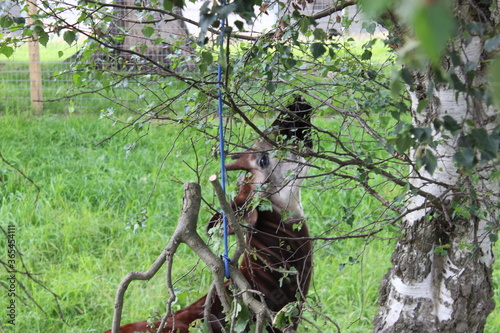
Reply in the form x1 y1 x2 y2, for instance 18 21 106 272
209 174 246 263
0 151 40 204
111 182 203 333
111 181 270 332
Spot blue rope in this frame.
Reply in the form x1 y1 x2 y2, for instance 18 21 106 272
217 1 230 279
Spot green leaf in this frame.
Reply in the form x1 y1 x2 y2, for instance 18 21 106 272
442 115 461 134
416 99 428 114
413 1 456 64
0 44 14 58
454 148 475 168
162 0 175 11
361 49 372 60
284 57 297 70
359 0 395 18
198 2 216 43
68 100 75 114
489 233 498 243
201 51 213 64
390 72 404 98
13 16 25 25
310 42 326 59
39 33 49 47
73 73 82 87
423 149 437 175
153 37 164 45
234 20 244 31
466 22 485 36
471 128 498 161
489 56 500 108
393 133 413 154
233 303 250 333
33 25 48 46
141 25 154 38
484 34 500 52
434 244 450 256
329 28 341 36
0 15 14 29
367 69 377 80
63 30 76 46
218 52 227 69
410 127 432 143
299 17 310 34
401 68 414 88
362 21 376 34
313 28 327 40
265 81 276 93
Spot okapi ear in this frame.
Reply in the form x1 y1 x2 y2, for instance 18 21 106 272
206 203 259 233
206 180 259 233
207 212 224 233
232 180 259 227
269 94 313 149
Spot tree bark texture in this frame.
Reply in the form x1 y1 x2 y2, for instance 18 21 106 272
111 0 194 69
374 1 499 332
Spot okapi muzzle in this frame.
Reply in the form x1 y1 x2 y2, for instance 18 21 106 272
105 95 314 333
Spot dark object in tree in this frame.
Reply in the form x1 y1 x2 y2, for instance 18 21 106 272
268 95 313 149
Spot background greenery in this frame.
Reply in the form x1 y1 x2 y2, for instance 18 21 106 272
1 39 499 333
0 114 499 332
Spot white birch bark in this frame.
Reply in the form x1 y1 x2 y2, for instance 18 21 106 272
374 2 499 332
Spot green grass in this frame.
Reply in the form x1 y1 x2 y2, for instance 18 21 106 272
0 36 498 333
0 114 498 333
0 40 180 115
0 114 221 332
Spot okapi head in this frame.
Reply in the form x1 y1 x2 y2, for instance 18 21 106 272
226 95 313 222
105 96 314 333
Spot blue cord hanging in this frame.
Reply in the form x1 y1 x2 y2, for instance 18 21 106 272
217 1 231 280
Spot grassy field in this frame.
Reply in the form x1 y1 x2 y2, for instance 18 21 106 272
0 113 499 333
0 41 163 115
1 38 499 333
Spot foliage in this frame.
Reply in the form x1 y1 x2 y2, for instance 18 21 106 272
0 114 404 332
1 0 499 331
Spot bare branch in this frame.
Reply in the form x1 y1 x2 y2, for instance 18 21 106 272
110 181 274 333
209 174 246 263
310 0 358 21
0 151 40 203
111 182 202 333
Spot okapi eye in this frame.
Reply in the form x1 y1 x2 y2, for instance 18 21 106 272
258 154 269 168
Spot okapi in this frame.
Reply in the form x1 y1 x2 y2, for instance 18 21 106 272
105 96 313 333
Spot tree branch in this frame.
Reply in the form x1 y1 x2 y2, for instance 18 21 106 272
110 181 274 333
209 174 246 263
111 182 202 333
0 151 40 203
310 0 358 21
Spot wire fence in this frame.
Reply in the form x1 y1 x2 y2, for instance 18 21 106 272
0 0 202 113
1 49 110 113
0 1 374 114
0 37 211 114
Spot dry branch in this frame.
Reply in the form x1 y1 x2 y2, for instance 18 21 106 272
111 182 202 333
209 174 246 263
111 180 274 333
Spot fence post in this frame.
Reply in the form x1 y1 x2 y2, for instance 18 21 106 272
27 0 43 112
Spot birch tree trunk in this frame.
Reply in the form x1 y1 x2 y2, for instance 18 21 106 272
111 0 194 69
374 1 499 332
